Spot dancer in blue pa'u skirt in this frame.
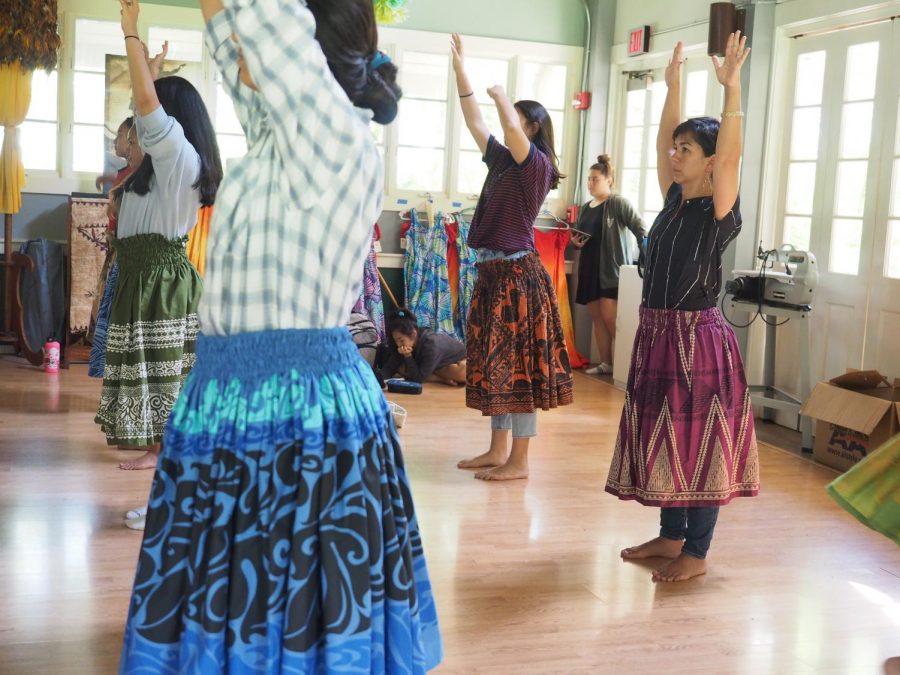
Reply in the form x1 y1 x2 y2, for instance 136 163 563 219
118 0 442 672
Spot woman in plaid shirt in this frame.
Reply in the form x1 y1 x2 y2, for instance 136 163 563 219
118 0 442 672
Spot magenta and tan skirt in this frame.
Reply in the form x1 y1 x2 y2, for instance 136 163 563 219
605 306 760 507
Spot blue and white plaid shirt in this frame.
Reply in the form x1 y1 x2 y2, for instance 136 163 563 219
199 0 383 335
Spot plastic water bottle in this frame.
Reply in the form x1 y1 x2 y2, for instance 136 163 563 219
44 337 60 373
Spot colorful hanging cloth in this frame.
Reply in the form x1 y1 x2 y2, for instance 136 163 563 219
533 227 588 368
352 225 385 342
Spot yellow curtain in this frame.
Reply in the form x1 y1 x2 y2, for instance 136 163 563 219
0 63 33 215
186 205 213 277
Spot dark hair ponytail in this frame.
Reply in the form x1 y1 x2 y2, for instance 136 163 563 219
124 76 223 206
590 154 615 187
305 0 402 125
514 99 564 190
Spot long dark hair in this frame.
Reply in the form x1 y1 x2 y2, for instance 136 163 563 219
388 308 418 338
305 0 402 124
124 76 223 206
514 99 564 190
673 117 720 157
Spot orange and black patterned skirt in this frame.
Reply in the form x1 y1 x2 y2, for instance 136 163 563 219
466 252 574 416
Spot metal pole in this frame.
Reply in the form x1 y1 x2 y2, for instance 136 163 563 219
3 212 11 336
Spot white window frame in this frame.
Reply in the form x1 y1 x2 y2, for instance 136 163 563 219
378 27 583 216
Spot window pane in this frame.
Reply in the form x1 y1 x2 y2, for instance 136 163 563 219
650 80 667 121
460 104 500 151
463 57 509 100
795 51 826 106
620 169 641 209
458 150 488 196
217 134 247 167
215 84 242 135
892 159 900 218
834 161 868 218
20 121 57 171
684 70 708 118
626 89 646 127
623 127 643 169
73 72 105 124
397 147 444 191
643 171 663 211
886 220 900 279
147 27 203 63
27 70 57 122
840 101 873 159
398 99 446 148
643 211 660 228
829 218 863 275
845 42 879 102
400 52 448 101
783 216 811 250
647 125 659 168
785 162 816 214
520 63 567 110
73 124 105 173
371 122 384 145
75 19 126 72
790 107 820 160
548 109 564 156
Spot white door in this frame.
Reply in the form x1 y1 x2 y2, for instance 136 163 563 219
775 20 900 387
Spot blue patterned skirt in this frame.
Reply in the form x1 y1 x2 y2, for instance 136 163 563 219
119 328 442 674
88 261 118 378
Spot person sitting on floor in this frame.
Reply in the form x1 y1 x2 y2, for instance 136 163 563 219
379 309 467 386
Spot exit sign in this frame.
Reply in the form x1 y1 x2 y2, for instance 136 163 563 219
628 25 651 56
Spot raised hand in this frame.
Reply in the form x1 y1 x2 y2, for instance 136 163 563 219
486 85 505 101
712 31 750 87
450 32 465 72
119 0 139 35
665 41 684 88
148 40 169 80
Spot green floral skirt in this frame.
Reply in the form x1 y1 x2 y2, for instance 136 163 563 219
94 234 201 446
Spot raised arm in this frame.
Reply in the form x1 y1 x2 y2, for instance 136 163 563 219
451 33 489 155
656 41 683 196
711 31 750 220
119 0 159 116
488 86 531 165
201 0 255 133
222 0 367 208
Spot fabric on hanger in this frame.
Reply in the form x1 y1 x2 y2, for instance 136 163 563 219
454 215 478 342
533 227 588 369
186 206 212 277
404 209 455 336
445 216 460 319
352 225 385 342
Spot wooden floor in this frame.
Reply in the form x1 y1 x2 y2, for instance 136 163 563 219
0 356 898 675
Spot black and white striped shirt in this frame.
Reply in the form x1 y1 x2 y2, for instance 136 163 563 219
642 183 742 310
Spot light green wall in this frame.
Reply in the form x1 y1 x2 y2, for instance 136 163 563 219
148 0 589 45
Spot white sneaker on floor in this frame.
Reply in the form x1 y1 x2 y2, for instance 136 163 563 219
585 363 612 375
125 504 148 520
125 514 146 531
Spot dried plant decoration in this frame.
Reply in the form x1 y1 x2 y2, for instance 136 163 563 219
0 0 61 71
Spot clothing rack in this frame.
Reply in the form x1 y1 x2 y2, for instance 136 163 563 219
535 209 591 238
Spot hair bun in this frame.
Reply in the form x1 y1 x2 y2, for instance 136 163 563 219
362 61 402 125
597 154 611 165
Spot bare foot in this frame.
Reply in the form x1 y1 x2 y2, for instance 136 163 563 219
652 553 707 582
458 450 506 470
621 536 683 560
474 461 529 481
119 451 158 470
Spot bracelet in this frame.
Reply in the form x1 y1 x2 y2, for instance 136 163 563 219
721 110 744 118
124 35 141 42
459 92 474 98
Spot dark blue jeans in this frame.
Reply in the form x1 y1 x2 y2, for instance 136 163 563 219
659 507 720 560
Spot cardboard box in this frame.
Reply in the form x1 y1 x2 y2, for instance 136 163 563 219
800 371 900 472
